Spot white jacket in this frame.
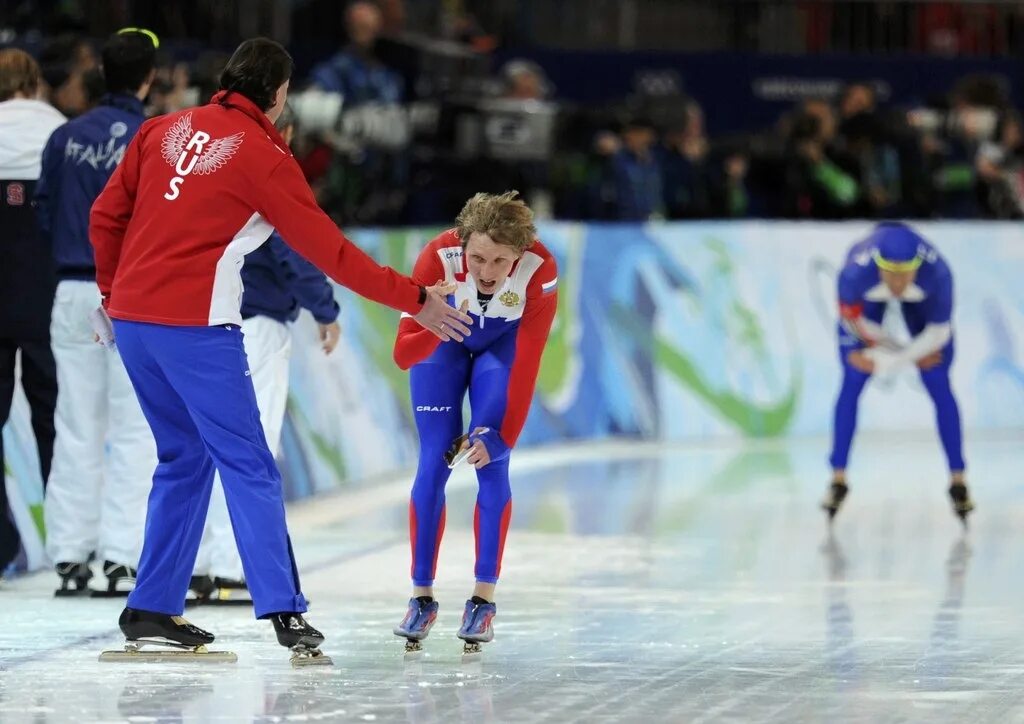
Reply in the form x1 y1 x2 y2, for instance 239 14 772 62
0 98 65 180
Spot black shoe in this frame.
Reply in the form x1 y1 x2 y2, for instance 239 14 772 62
270 612 324 650
118 607 214 647
0 515 20 571
949 483 974 525
97 561 136 593
104 560 136 580
188 574 216 599
821 481 848 521
54 561 93 596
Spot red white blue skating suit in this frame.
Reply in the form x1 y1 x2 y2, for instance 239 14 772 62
394 230 558 586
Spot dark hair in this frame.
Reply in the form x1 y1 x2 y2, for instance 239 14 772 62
218 37 293 111
82 66 106 106
39 34 88 89
789 113 821 144
101 31 156 95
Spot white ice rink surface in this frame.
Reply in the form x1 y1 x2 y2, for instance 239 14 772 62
1 435 1022 723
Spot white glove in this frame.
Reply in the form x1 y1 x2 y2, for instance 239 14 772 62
863 347 903 377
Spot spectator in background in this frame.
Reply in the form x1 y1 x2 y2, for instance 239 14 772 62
81 66 105 109
309 0 402 105
660 101 710 218
840 111 902 217
146 62 194 116
0 48 66 574
500 60 549 101
975 112 1024 218
586 130 622 219
783 108 860 218
39 34 97 117
838 82 877 121
307 0 408 224
711 149 752 218
612 117 663 221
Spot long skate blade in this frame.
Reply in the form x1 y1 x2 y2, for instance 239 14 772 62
187 594 252 607
54 588 92 598
446 446 472 470
290 649 333 668
99 649 237 663
89 589 131 598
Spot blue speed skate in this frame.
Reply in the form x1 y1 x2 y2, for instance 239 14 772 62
394 597 439 654
457 599 496 656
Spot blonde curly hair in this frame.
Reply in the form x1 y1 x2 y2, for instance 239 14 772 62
455 191 536 254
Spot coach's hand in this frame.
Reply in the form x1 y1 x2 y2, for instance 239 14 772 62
847 350 875 374
415 282 473 342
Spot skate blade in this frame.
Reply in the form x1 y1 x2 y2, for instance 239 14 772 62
188 596 252 607
54 588 92 598
446 446 472 470
99 649 237 663
403 639 424 657
89 589 132 598
461 642 484 659
290 649 333 668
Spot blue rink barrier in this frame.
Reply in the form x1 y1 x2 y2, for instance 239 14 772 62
5 221 1024 568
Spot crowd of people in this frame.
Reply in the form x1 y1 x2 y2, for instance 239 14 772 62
3 2 1023 226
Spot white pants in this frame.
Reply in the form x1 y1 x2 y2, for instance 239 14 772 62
196 315 292 580
44 281 156 566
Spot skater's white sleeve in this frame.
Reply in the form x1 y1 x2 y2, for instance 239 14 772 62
856 318 901 350
895 322 951 364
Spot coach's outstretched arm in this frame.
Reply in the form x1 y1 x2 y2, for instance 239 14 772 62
255 156 471 341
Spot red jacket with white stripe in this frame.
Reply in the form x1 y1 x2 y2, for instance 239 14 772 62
89 91 422 326
394 229 558 449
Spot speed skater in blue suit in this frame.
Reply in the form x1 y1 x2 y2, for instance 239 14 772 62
824 222 974 524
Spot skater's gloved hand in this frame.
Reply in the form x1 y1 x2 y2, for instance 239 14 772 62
863 347 903 377
318 321 341 355
467 427 510 468
415 282 473 342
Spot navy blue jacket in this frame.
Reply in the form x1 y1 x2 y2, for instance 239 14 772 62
35 94 145 279
241 233 340 325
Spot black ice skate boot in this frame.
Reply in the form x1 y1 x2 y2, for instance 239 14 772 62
54 561 93 597
270 612 332 667
91 560 137 598
99 608 236 662
821 480 848 522
948 482 975 526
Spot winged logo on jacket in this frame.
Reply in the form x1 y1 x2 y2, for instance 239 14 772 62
161 113 244 175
